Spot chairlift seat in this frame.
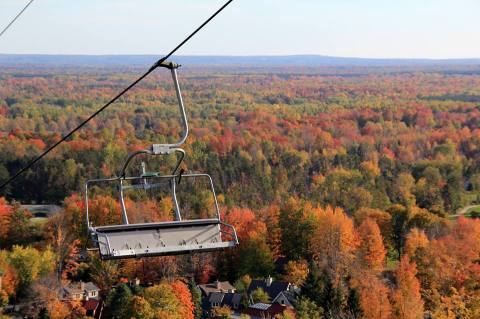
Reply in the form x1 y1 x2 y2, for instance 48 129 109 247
91 219 237 260
85 62 239 260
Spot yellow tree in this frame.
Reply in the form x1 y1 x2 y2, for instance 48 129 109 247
129 296 154 319
283 259 309 286
310 206 358 282
404 228 429 257
212 305 233 319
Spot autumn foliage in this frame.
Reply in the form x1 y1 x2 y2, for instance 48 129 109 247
2 64 480 317
0 198 12 241
309 206 358 281
392 255 424 319
357 219 386 271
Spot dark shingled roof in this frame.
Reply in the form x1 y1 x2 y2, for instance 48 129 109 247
208 292 225 304
223 292 242 307
247 279 290 300
202 292 243 311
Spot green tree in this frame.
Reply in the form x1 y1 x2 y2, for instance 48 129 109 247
188 278 202 319
414 166 445 215
295 297 323 319
321 275 344 318
211 305 233 319
346 288 363 319
316 168 366 214
144 283 181 318
128 296 154 319
37 308 50 319
279 198 313 260
0 289 8 307
89 255 119 291
234 275 252 308
250 287 270 304
233 275 252 293
107 283 133 319
235 239 274 279
389 205 410 256
8 246 54 296
301 263 324 307
392 172 416 208
39 247 56 276
6 205 33 247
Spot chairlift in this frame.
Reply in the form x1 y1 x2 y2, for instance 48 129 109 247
85 61 238 260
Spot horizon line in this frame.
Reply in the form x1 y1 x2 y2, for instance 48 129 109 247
1 53 480 61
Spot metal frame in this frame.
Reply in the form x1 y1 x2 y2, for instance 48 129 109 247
84 61 238 259
85 173 239 259
85 173 226 228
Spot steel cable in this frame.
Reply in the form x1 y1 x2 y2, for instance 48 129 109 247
0 0 35 39
0 0 235 191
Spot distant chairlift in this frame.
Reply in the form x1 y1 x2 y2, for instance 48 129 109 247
85 61 238 260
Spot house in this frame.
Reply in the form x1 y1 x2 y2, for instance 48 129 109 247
61 281 100 301
202 292 243 317
247 276 298 308
243 303 289 319
198 280 241 317
82 299 103 319
198 280 236 297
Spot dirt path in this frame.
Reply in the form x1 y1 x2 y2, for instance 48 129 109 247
451 205 480 217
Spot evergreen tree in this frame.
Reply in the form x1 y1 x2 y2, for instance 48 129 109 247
346 288 363 319
107 283 133 319
389 205 410 256
188 278 203 319
321 275 343 318
38 308 50 319
301 263 324 306
295 297 323 319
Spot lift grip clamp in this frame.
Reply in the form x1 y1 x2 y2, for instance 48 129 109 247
150 59 181 71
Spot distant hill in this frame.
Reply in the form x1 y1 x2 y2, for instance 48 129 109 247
1 54 480 67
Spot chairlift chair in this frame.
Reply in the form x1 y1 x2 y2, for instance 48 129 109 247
85 61 238 260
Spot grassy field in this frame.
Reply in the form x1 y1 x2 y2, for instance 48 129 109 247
30 217 49 226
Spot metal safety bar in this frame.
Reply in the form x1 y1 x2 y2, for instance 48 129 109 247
85 173 222 229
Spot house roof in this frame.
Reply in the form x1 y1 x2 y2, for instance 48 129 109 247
208 292 225 304
250 303 270 311
64 281 99 295
223 292 242 307
202 292 243 311
83 299 100 311
244 303 288 318
273 291 297 305
247 279 290 300
198 281 235 295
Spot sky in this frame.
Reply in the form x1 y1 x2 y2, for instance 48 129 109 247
0 0 479 59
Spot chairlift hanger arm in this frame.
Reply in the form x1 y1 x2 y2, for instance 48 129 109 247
119 64 188 178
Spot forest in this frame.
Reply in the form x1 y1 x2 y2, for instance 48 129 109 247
1 63 480 318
